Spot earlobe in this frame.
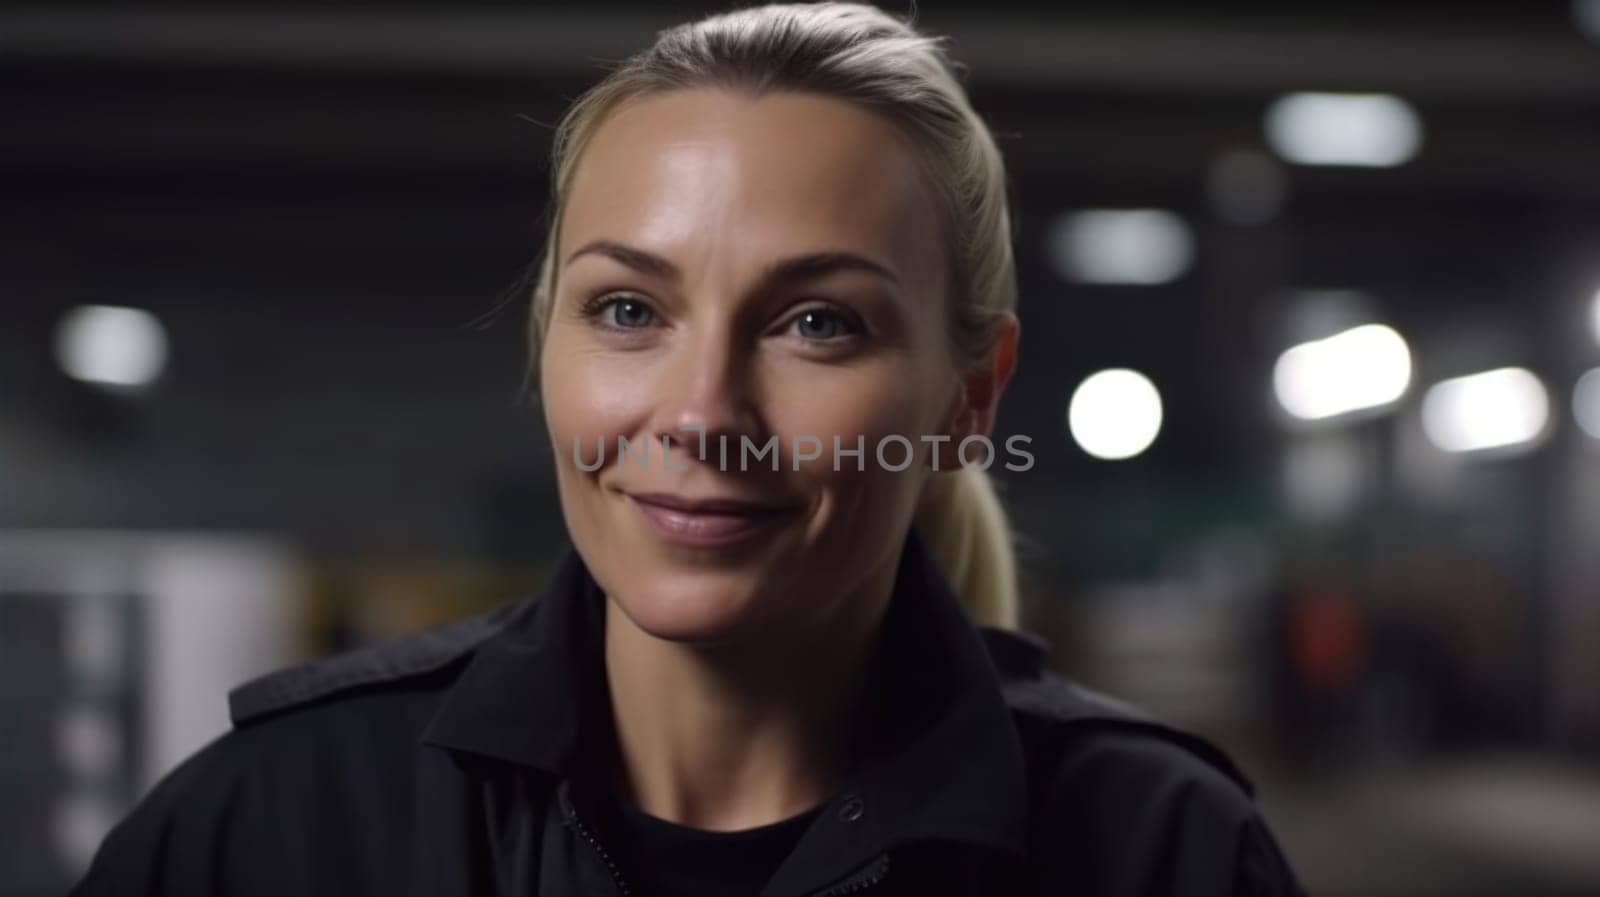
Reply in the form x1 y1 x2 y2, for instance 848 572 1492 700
930 378 968 470
933 386 984 471
930 314 1020 470
995 310 1020 392
958 312 1022 434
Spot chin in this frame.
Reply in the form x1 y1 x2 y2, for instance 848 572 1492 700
609 572 772 645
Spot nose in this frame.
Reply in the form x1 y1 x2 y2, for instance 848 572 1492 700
653 321 761 465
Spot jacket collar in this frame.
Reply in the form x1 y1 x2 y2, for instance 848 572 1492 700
421 527 1031 884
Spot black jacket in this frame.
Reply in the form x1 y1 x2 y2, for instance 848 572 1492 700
70 528 1306 896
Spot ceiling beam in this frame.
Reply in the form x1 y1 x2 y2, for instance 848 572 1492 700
5 7 1600 99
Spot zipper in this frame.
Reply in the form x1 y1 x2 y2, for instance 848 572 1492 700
559 785 635 897
810 852 890 896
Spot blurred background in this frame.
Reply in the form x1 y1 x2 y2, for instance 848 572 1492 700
4 1 1600 894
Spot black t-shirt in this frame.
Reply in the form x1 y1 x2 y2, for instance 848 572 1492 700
589 786 826 897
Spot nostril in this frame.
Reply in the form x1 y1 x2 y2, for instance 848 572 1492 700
661 424 721 462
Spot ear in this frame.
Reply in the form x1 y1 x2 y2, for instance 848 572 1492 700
935 311 1020 469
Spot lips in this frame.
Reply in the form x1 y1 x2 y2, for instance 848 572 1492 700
625 491 801 549
627 491 799 515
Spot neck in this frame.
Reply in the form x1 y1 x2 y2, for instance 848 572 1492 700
599 555 897 832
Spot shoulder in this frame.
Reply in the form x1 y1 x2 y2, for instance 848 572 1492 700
226 598 523 727
197 598 526 771
978 626 1252 795
70 599 532 896
207 594 540 777
978 627 1306 896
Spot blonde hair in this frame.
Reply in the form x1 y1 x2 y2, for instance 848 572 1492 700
524 1 1022 629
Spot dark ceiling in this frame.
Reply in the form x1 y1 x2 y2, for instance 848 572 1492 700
5 3 1600 560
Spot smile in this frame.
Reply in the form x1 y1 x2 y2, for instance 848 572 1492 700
625 492 801 549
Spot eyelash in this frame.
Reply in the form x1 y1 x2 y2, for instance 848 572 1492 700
577 292 867 342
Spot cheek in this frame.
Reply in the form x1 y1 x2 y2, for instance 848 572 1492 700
772 374 924 449
540 336 651 473
765 360 939 500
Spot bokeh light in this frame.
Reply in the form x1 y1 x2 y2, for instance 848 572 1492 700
1047 209 1194 285
54 305 168 391
1422 367 1551 454
1274 324 1413 422
1265 92 1423 168
1068 368 1164 460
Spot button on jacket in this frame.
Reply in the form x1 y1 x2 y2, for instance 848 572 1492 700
70 528 1307 896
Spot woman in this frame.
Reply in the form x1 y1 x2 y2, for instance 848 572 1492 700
72 3 1306 895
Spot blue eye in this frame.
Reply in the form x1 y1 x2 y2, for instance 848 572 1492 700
582 294 657 329
790 307 862 341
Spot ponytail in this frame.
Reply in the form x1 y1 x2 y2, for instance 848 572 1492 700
913 465 1019 630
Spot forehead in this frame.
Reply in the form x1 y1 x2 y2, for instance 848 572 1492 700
559 88 943 281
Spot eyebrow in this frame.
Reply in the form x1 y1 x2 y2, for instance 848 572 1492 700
564 239 901 290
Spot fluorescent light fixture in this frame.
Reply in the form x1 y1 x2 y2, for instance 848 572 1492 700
1574 368 1600 440
1265 92 1423 167
1421 367 1550 454
1068 368 1163 460
1273 323 1412 421
1048 209 1194 285
55 304 169 390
